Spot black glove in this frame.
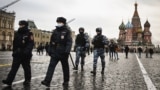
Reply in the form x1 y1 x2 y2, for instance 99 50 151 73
12 48 21 57
83 47 86 51
47 45 55 56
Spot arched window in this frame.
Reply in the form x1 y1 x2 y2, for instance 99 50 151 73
8 32 12 41
3 19 6 28
2 31 5 40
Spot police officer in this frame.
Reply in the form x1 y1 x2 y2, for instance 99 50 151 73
73 27 89 71
91 27 108 75
41 17 72 87
2 20 34 86
114 43 119 60
108 40 115 59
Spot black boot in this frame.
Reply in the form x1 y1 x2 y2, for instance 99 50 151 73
90 67 96 76
101 67 105 74
62 81 69 86
2 80 12 86
81 65 84 71
73 65 78 70
41 80 50 87
23 80 30 86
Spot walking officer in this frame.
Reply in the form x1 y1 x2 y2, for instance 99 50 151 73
2 20 34 86
91 27 109 75
41 17 72 87
124 45 129 58
73 27 89 71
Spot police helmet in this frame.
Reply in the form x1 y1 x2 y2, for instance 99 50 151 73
79 27 84 32
96 27 102 33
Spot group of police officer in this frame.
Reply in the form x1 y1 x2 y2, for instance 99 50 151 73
2 17 109 87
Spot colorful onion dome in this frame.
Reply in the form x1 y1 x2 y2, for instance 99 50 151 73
119 21 126 30
144 20 150 27
125 21 133 29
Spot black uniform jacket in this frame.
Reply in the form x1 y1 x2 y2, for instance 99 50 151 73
12 27 34 58
48 25 72 57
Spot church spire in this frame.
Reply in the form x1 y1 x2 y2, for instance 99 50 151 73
135 2 138 11
131 1 142 41
133 2 139 17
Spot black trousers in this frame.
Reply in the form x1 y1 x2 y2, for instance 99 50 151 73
125 52 129 58
44 54 69 84
6 57 31 83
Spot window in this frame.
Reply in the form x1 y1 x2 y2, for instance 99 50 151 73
8 32 12 41
2 31 5 40
2 20 5 28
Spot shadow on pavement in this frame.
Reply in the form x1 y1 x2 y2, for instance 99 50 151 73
1 85 31 90
23 85 31 90
2 86 13 90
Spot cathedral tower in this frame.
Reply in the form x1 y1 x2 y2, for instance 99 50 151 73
143 20 152 45
131 2 142 43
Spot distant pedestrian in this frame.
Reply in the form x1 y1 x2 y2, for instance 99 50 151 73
45 42 49 55
145 47 149 58
108 40 115 59
2 20 34 86
105 47 109 55
91 27 109 75
37 43 44 55
90 46 93 54
86 46 90 55
137 47 143 58
85 33 90 55
41 17 72 87
149 48 154 58
124 45 129 58
73 27 89 71
114 43 119 60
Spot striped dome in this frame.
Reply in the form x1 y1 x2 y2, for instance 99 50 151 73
126 21 133 29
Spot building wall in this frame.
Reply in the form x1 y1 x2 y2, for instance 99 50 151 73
0 10 15 50
30 29 52 48
31 29 76 49
0 14 77 51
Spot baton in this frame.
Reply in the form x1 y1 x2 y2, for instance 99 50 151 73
69 53 76 68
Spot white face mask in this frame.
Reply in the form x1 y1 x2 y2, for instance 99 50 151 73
57 23 64 27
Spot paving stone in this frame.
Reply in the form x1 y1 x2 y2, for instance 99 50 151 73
0 51 160 89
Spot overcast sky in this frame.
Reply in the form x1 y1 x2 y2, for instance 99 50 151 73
1 0 160 45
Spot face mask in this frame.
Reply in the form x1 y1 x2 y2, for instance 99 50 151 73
97 32 101 35
57 23 64 27
79 32 84 34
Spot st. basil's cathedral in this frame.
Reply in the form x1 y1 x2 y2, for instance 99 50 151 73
118 2 152 47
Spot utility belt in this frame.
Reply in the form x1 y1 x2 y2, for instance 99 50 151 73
76 46 85 51
94 46 104 49
94 47 104 50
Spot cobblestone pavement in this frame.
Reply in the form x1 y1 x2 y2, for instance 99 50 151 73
0 51 160 90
